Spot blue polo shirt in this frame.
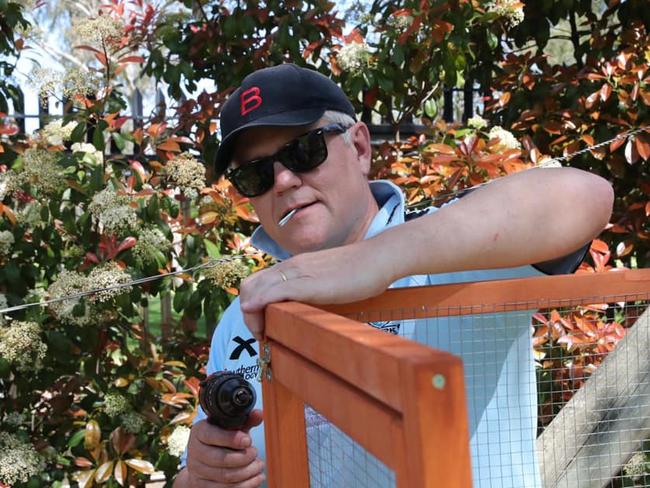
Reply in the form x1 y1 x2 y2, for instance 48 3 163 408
185 180 585 487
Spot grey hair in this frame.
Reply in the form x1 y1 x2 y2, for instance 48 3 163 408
321 110 356 144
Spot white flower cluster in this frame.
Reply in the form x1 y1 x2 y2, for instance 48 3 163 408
624 451 649 477
32 67 97 107
0 432 43 485
203 259 250 290
103 392 131 417
167 425 191 458
48 265 131 324
488 125 522 150
72 15 124 49
89 187 138 234
71 142 104 165
0 231 14 257
39 120 77 146
166 153 207 199
47 270 92 326
17 148 66 195
486 0 525 28
133 228 170 266
387 13 413 31
2 411 26 428
17 202 45 229
0 172 13 202
337 42 372 76
86 263 132 303
467 115 488 130
121 411 146 434
0 321 47 372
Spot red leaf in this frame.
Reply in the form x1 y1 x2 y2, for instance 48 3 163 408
429 19 453 44
343 28 364 44
542 120 563 135
590 239 609 254
585 91 599 109
635 135 650 160
110 427 135 456
117 237 137 254
610 136 626 152
74 44 102 54
398 15 422 44
117 55 145 64
85 252 101 264
158 140 181 152
599 83 612 102
95 52 108 67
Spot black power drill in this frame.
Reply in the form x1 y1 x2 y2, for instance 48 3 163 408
199 371 257 429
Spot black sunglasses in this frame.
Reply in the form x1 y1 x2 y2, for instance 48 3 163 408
225 123 349 197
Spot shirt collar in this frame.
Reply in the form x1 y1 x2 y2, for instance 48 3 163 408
250 180 407 260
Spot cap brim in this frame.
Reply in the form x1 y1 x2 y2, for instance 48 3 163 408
215 108 325 175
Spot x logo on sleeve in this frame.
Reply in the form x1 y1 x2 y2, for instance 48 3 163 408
229 336 258 360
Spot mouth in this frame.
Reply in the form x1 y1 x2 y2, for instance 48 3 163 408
278 202 317 226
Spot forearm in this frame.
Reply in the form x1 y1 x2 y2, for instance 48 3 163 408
173 468 189 487
375 167 613 281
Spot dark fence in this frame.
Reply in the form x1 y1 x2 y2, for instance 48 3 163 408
7 84 482 148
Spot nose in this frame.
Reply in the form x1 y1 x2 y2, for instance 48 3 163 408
273 161 302 194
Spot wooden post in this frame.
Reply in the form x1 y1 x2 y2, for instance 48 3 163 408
537 307 650 488
261 352 310 488
263 302 472 488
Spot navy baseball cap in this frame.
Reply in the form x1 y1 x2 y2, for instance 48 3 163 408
215 64 356 175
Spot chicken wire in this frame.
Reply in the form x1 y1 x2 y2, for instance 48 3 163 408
300 292 650 488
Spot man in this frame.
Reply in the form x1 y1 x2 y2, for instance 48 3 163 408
175 64 613 487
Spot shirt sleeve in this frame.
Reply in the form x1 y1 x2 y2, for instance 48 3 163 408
532 242 590 275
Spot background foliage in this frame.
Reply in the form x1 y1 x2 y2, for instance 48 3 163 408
0 0 647 486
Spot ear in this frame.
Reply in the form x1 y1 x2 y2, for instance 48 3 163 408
349 122 372 176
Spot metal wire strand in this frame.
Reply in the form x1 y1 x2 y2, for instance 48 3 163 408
407 125 650 206
1 126 646 316
0 255 247 315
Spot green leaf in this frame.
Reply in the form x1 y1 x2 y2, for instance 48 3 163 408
71 122 86 143
424 99 438 118
487 31 499 50
92 126 105 152
173 286 191 313
203 238 221 259
112 132 127 152
68 429 86 448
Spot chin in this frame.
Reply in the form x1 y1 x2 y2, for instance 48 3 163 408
281 230 330 255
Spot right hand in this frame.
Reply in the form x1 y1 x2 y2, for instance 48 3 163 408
182 410 265 487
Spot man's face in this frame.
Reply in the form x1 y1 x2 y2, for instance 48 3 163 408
231 121 378 255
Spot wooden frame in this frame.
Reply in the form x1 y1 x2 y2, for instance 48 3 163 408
262 302 472 488
262 269 650 487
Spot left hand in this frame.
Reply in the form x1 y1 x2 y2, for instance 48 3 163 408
239 240 395 341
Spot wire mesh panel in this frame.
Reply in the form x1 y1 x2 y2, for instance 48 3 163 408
305 405 396 487
262 302 472 488
324 269 650 488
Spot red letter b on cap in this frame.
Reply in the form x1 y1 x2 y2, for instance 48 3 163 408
240 87 262 116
